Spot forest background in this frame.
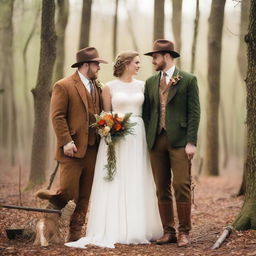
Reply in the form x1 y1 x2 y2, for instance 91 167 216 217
0 0 248 186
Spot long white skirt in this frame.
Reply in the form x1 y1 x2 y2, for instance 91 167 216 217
65 116 163 248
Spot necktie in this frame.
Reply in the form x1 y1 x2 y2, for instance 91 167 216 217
160 72 167 90
89 80 96 104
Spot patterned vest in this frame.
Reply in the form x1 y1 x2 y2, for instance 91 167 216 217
85 82 101 145
158 72 171 133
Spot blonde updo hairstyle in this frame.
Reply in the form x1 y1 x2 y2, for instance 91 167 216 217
113 51 139 77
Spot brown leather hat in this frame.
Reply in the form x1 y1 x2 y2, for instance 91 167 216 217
71 47 108 68
144 39 180 58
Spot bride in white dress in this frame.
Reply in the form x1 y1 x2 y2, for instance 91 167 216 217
65 51 163 249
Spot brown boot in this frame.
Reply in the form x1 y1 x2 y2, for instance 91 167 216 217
177 233 190 247
36 189 67 209
176 202 191 247
156 233 177 245
68 212 86 242
156 202 177 245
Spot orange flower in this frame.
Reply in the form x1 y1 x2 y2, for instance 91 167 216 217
114 123 122 131
98 119 105 126
104 114 113 121
116 117 123 122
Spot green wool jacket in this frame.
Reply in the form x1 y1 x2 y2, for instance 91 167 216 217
142 67 200 150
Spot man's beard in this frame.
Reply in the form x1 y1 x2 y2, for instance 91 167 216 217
87 66 98 80
154 60 166 71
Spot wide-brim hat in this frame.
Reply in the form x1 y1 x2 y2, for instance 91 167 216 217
71 47 108 68
144 39 180 58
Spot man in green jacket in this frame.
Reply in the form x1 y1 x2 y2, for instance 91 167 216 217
143 39 200 247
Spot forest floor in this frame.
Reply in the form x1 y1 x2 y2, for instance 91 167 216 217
1 165 256 256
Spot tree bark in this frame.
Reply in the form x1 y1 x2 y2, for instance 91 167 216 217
0 0 17 165
233 0 256 230
53 0 69 83
237 0 250 80
237 0 250 196
154 0 165 41
205 0 226 176
113 0 119 59
79 0 92 49
28 0 57 187
190 0 200 73
172 0 182 67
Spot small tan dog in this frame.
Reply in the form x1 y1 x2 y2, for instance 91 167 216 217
34 211 61 246
34 190 76 247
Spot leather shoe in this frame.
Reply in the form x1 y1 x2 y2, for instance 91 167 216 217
156 233 177 245
177 233 190 247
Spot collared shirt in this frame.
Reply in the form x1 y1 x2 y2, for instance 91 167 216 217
78 70 91 93
161 65 176 84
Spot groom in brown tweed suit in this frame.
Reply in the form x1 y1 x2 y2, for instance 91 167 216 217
37 47 107 242
143 39 200 247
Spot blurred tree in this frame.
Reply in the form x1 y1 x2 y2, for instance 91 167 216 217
237 0 250 196
233 0 256 230
125 0 138 52
22 5 40 136
190 0 200 73
53 0 69 82
220 100 228 168
0 0 18 165
172 0 182 67
28 0 57 188
238 0 250 79
205 0 226 176
79 0 92 49
113 0 119 59
154 0 165 40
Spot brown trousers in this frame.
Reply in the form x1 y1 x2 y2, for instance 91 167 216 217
150 131 191 233
50 144 98 214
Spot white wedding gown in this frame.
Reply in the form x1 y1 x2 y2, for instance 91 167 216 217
65 79 163 248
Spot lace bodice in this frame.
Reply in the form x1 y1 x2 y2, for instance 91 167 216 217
105 79 145 116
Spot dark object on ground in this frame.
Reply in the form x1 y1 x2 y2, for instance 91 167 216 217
5 228 24 239
1 204 61 214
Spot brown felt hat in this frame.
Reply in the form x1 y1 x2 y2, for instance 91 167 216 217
71 47 108 68
144 39 180 58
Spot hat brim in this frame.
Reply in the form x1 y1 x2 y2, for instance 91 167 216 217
144 50 180 58
71 58 108 68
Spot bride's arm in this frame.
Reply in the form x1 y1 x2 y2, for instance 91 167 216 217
102 85 112 112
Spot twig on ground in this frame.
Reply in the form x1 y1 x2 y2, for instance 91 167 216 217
211 225 233 249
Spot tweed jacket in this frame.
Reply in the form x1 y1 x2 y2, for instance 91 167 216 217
142 67 200 150
51 71 102 160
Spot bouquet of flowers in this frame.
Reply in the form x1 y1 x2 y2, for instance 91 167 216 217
91 112 137 181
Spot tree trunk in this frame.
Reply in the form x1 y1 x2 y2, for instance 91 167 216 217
190 0 200 73
237 0 250 80
0 0 17 165
22 6 40 140
154 0 165 40
53 0 69 83
125 0 139 52
172 0 182 67
237 0 250 196
220 100 228 168
205 0 226 176
28 0 57 187
233 0 256 230
113 0 119 59
79 0 92 49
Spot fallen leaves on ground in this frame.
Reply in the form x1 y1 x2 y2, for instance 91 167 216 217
1 176 256 256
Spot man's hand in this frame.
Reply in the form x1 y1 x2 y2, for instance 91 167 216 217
63 141 77 157
185 143 196 160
